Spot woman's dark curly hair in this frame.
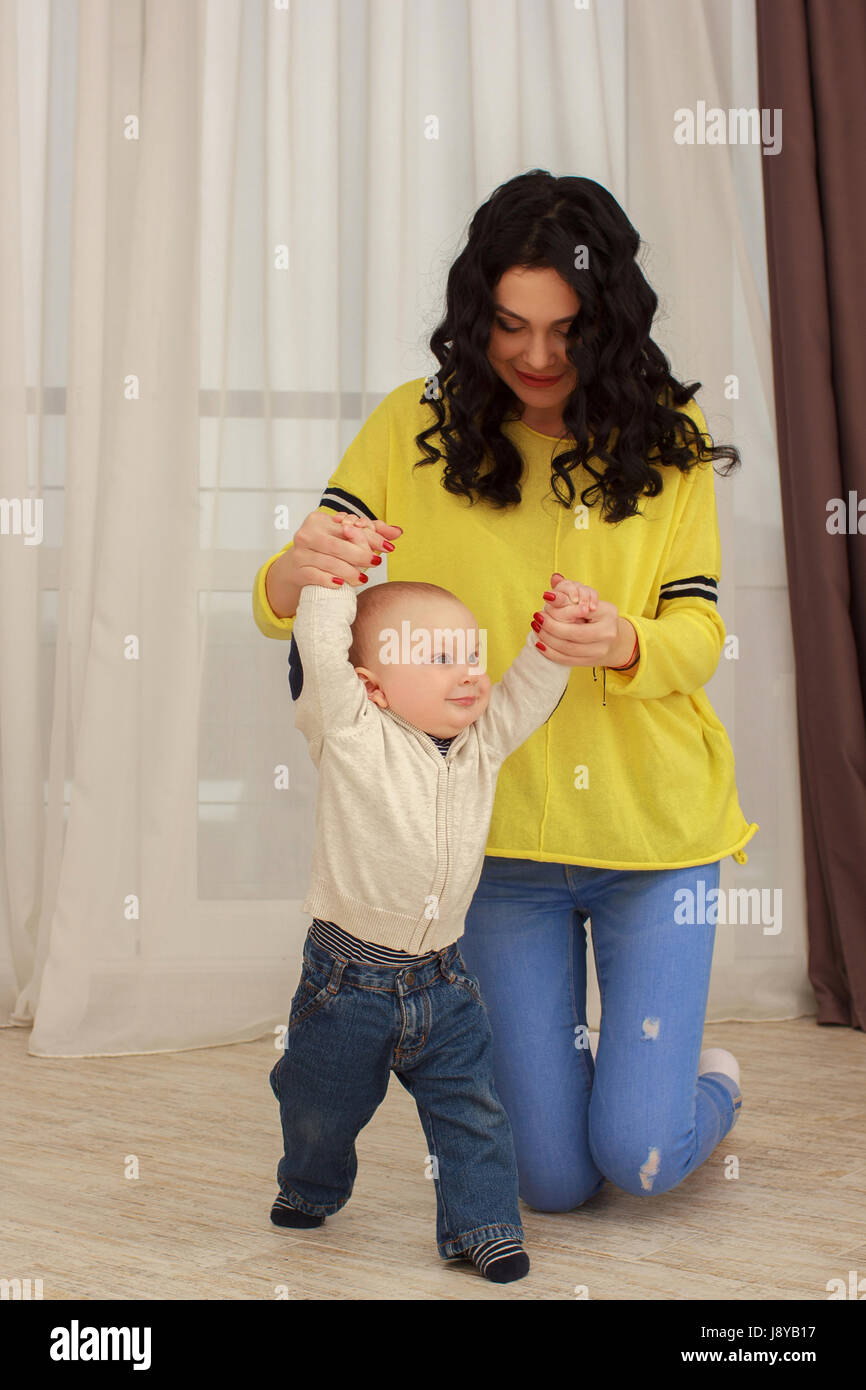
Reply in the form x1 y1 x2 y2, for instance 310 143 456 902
414 170 740 524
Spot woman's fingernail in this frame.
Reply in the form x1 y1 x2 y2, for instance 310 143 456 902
370 555 383 566
332 577 344 585
382 539 396 551
535 641 546 651
531 621 541 633
359 573 368 583
542 591 557 601
532 611 544 624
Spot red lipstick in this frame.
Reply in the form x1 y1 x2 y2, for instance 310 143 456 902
514 368 563 387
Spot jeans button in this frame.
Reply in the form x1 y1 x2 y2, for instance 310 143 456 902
405 971 415 986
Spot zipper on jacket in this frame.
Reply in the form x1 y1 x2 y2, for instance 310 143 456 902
380 707 458 932
427 760 451 928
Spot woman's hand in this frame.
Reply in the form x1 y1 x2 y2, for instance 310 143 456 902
277 509 403 590
264 509 403 618
531 572 638 668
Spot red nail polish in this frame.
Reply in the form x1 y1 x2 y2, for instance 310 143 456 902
332 577 344 585
359 573 368 583
531 621 541 633
370 555 383 565
382 540 396 551
542 591 556 601
535 641 546 651
532 611 544 624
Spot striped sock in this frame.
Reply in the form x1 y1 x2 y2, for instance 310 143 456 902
465 1237 529 1283
270 1192 325 1228
271 1191 526 1279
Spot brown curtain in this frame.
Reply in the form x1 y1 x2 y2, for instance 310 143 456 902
756 0 866 1029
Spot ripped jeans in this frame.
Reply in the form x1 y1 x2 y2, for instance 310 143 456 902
458 855 742 1209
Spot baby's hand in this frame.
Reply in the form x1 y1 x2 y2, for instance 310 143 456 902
332 511 367 530
328 511 388 586
544 577 598 622
332 512 379 546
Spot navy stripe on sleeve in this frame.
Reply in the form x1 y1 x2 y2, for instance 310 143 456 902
319 487 377 521
659 575 718 604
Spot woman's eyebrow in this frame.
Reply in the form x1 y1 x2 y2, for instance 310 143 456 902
493 302 576 325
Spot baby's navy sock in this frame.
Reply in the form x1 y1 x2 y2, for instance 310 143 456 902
270 1192 528 1281
270 1191 325 1229
463 1237 529 1283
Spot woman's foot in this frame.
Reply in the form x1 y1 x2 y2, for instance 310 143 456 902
699 1047 740 1087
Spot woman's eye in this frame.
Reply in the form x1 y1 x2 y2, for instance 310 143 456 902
496 317 569 337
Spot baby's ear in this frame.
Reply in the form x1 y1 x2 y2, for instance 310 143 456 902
354 667 387 709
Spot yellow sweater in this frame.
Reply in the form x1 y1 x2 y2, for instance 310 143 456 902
253 377 758 870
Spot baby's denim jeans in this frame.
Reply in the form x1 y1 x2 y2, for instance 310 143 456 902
269 928 524 1259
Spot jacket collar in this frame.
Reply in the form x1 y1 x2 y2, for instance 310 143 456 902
380 706 472 760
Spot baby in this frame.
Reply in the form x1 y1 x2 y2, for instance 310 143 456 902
268 513 591 1283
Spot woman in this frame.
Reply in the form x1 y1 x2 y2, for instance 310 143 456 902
253 170 757 1211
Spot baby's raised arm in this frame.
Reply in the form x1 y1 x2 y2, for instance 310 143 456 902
290 579 370 750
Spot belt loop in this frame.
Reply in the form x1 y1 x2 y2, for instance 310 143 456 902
437 945 455 983
327 957 345 994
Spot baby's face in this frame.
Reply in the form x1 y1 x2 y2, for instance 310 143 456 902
358 598 492 737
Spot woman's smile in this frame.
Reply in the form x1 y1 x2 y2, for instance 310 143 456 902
513 368 564 387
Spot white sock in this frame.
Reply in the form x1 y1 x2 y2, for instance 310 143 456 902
699 1047 740 1087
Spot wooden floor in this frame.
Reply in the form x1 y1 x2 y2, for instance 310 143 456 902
1 1018 864 1301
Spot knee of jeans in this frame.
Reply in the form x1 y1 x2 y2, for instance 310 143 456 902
589 1132 679 1198
519 1170 604 1213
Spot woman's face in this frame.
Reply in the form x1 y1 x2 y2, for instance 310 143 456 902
487 265 580 416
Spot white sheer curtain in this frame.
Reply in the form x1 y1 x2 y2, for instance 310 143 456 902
0 0 812 1058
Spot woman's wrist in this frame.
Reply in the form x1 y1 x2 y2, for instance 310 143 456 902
607 618 639 670
264 547 302 620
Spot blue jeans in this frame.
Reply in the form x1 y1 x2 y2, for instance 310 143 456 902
269 929 524 1259
459 856 742 1209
